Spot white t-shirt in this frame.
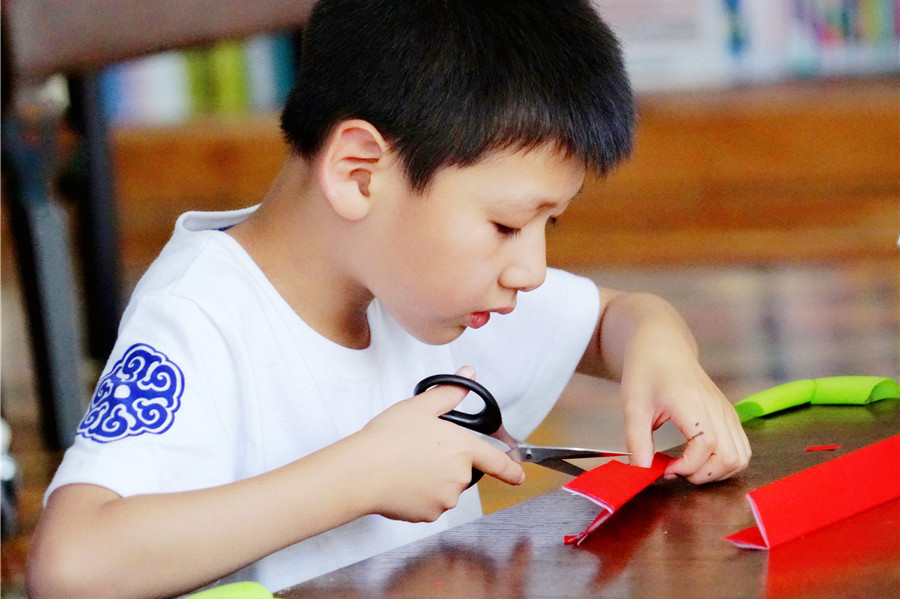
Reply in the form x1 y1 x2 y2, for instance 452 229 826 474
47 207 600 592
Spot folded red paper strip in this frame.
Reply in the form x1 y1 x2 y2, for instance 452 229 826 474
726 434 900 550
804 444 840 452
563 453 673 545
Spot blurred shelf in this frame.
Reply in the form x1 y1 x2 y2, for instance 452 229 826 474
109 77 900 272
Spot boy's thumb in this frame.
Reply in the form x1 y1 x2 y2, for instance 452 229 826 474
625 419 655 469
454 365 475 380
421 366 476 416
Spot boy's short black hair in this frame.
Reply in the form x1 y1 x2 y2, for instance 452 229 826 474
281 0 634 191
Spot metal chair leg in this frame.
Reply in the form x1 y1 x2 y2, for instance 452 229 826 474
66 74 124 362
3 113 85 449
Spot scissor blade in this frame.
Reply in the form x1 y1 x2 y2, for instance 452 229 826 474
537 458 588 477
511 443 629 464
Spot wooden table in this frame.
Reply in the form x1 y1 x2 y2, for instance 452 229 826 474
277 399 900 598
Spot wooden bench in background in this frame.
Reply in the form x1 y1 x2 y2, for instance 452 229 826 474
110 77 899 276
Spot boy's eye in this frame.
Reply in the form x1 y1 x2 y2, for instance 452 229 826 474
494 223 521 238
494 217 558 238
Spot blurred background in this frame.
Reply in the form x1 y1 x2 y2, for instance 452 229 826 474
2 1 898 596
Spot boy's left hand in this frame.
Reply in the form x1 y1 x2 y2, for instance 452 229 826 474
619 323 751 484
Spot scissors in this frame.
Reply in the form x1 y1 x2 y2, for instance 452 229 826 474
414 374 629 485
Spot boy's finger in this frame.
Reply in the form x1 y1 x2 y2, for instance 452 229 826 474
676 449 743 484
664 421 719 481
665 417 752 484
471 443 526 486
623 403 656 468
716 418 752 480
726 403 753 464
415 366 477 416
671 400 750 483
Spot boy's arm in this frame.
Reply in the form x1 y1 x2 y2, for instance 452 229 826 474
577 287 751 484
27 375 524 599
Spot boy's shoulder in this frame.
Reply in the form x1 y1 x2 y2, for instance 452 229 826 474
135 208 254 295
129 208 266 309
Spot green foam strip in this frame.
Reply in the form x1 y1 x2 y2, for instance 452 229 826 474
735 376 900 423
810 376 900 405
734 379 816 423
184 582 273 599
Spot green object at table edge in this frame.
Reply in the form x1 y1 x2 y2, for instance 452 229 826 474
183 581 273 599
734 376 900 423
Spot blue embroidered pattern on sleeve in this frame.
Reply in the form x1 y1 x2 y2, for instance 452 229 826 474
78 343 185 443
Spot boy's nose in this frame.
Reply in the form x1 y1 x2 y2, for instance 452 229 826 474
499 231 547 292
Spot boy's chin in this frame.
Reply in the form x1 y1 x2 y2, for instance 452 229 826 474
408 324 468 346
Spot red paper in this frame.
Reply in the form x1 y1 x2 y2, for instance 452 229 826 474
764 498 900 598
563 453 673 545
805 444 840 452
726 435 900 550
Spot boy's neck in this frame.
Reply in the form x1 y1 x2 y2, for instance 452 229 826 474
227 157 374 349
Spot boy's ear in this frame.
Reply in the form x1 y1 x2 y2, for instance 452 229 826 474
317 120 389 221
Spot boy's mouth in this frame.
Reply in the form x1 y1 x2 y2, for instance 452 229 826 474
467 306 514 329
468 311 491 329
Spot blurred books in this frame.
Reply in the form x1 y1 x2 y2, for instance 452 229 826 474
99 33 297 125
99 2 899 125
594 0 898 91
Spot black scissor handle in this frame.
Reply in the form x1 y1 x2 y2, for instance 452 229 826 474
413 374 504 488
413 374 503 435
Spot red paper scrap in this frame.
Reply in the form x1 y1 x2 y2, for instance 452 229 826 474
726 435 900 550
805 444 841 452
563 453 673 545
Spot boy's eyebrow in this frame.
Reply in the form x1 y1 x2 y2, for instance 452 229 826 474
536 183 585 210
493 183 584 215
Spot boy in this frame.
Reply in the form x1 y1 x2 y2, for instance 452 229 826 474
28 0 750 597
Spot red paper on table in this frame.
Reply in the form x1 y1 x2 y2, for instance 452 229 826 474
763 498 900 598
805 444 840 452
726 435 900 550
563 453 673 545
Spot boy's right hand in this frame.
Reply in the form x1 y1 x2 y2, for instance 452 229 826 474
356 367 525 523
27 368 520 599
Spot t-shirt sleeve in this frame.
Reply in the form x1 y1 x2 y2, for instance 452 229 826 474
45 294 243 502
448 268 600 439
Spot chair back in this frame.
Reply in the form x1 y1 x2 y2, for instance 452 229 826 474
6 0 315 80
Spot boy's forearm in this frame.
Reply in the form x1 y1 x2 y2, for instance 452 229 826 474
579 288 698 380
29 382 520 599
29 434 375 599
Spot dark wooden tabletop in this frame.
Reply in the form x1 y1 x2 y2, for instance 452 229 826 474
277 399 900 599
